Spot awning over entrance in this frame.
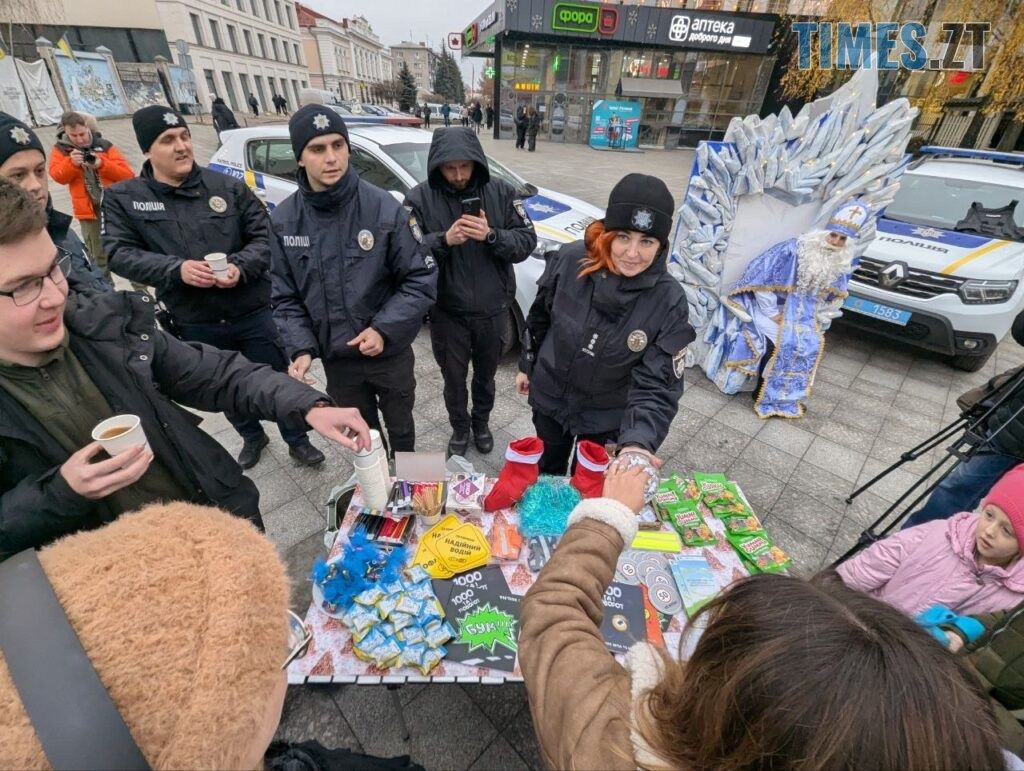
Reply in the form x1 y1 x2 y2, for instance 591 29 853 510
618 77 684 99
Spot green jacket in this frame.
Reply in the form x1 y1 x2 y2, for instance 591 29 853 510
961 604 1024 712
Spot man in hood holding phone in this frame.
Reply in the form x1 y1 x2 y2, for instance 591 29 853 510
404 127 536 457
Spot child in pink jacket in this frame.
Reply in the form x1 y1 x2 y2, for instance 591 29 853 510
838 464 1024 617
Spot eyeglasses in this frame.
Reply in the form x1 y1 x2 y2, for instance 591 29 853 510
0 250 71 307
283 609 312 670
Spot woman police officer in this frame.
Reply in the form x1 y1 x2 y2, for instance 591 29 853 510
516 173 695 474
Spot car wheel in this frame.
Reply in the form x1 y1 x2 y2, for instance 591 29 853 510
951 352 992 372
502 305 523 356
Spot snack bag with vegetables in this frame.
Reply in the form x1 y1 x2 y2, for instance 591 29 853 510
721 510 765 536
663 498 716 547
727 531 791 573
694 472 729 501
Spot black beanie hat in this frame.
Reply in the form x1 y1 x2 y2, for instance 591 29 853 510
289 104 349 160
603 173 675 246
0 112 45 167
133 105 187 153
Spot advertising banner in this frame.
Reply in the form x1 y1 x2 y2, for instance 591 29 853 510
588 99 641 150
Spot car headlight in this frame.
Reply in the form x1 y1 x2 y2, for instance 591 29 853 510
532 236 562 260
959 279 1019 304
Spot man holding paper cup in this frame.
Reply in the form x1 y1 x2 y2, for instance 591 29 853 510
0 179 371 560
102 106 325 470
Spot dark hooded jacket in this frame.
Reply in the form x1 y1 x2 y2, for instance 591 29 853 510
211 98 240 133
269 167 437 362
0 289 330 559
519 240 695 452
47 201 111 292
987 317 1024 459
404 127 536 318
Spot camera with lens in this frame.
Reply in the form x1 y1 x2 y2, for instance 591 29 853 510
81 149 97 165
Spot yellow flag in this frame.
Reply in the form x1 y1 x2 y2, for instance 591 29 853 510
57 34 76 62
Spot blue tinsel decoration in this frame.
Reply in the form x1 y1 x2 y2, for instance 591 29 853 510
518 475 582 537
311 529 407 612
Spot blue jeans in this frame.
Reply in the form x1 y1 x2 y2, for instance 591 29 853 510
902 449 1018 528
178 308 310 448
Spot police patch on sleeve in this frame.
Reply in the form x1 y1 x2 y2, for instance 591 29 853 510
424 253 436 270
408 214 424 244
673 349 687 380
513 199 533 228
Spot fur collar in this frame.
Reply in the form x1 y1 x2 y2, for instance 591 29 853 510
624 641 666 769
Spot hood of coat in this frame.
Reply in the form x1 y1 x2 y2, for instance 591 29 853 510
949 510 1024 592
54 129 110 154
427 126 490 192
624 641 667 769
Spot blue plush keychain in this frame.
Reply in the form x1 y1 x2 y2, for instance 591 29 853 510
311 529 406 614
518 476 582 538
915 604 985 648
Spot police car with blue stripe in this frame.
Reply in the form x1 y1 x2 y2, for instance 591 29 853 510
843 146 1024 371
208 124 603 351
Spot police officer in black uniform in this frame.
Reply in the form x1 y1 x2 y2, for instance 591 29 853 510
404 127 536 457
270 105 437 455
102 105 324 469
517 174 695 474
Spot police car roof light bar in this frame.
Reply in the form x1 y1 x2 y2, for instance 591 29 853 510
919 146 1024 167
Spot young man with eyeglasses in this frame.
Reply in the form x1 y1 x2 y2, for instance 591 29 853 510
0 179 372 560
102 105 325 469
0 112 109 293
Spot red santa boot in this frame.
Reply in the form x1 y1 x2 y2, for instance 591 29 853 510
570 440 610 499
483 436 545 512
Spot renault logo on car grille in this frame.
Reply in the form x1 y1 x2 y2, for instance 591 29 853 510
879 261 908 289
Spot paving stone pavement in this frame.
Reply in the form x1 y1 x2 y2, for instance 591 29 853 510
34 116 1024 769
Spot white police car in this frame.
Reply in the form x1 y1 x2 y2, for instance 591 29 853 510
208 124 603 350
842 147 1024 371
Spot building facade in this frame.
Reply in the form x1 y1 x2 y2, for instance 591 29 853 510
390 42 441 99
5 0 171 62
462 0 781 148
155 0 309 114
296 5 392 102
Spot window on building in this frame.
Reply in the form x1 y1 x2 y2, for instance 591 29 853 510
287 5 296 29
238 72 252 99
301 79 308 88
227 25 239 53
221 71 239 110
349 147 408 194
236 0 244 10
283 42 291 63
204 69 217 99
263 0 271 20
190 13 204 45
257 33 267 58
243 29 254 56
208 19 222 50
247 139 298 181
293 43 301 65
271 37 279 60
221 0 228 6
250 0 259 16
291 78 300 104
274 1 283 25
254 74 268 109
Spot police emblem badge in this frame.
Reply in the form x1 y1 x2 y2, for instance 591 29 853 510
358 229 375 251
512 199 533 227
673 349 687 379
208 195 227 213
631 208 654 231
627 329 648 352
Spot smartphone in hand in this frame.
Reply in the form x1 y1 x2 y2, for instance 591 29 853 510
461 196 482 218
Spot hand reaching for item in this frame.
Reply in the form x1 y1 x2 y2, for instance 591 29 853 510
289 354 316 384
601 460 648 514
347 327 385 357
304 405 371 453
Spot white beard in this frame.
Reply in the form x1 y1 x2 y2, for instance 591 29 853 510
795 231 855 294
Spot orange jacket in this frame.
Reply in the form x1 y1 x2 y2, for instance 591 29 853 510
49 135 134 220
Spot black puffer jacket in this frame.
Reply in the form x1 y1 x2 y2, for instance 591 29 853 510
989 317 1024 458
404 127 536 318
47 201 110 292
270 167 436 361
102 162 272 324
520 240 695 452
211 98 240 133
0 290 329 559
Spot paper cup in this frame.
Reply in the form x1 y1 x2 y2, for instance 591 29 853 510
91 415 149 456
204 252 229 275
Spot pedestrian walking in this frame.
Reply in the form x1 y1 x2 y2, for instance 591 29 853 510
247 92 259 116
471 102 483 135
103 106 326 470
210 97 240 141
526 106 541 152
271 105 437 456
485 104 494 130
422 102 431 128
460 104 469 127
404 128 537 457
514 105 527 150
441 102 451 127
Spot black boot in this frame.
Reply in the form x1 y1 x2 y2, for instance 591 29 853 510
289 441 326 467
473 424 494 454
447 430 470 457
237 433 269 470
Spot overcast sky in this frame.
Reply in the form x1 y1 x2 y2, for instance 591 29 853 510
300 0 492 85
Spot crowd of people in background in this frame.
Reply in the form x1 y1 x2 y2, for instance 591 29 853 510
3 100 1024 770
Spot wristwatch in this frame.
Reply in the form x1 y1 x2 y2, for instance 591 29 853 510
485 229 497 246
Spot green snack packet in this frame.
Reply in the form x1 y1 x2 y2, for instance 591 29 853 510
663 498 717 547
653 476 685 511
721 511 765 536
727 531 791 573
694 472 730 502
704 480 742 508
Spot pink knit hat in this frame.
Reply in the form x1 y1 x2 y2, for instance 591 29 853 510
984 463 1024 550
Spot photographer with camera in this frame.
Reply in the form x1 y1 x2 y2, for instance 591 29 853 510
404 127 536 457
49 112 133 280
903 314 1024 528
